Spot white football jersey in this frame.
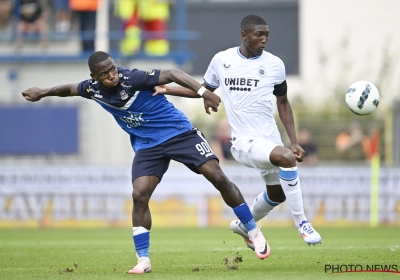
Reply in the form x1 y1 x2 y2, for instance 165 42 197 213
204 47 286 141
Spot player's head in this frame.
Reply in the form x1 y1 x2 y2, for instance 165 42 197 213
88 51 119 88
240 14 269 57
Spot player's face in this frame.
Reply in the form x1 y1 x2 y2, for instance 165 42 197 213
243 25 269 57
90 57 120 88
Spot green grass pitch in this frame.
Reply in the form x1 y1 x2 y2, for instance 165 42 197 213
1 227 399 279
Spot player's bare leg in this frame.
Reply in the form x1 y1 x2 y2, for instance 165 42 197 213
129 176 159 274
230 185 285 250
270 146 322 245
199 159 270 259
231 146 321 246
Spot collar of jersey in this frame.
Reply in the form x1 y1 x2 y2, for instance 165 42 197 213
236 47 261 60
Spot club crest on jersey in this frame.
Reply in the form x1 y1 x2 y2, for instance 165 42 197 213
257 66 267 77
120 90 129 100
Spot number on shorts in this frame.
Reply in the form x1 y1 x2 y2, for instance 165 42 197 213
196 142 212 155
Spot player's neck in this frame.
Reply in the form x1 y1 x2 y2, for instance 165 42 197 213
239 46 256 59
101 84 118 95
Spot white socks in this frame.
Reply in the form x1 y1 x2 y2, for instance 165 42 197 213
132 226 149 235
279 166 307 227
250 190 280 221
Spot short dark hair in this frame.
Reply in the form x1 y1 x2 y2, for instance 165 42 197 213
241 14 267 32
88 51 110 72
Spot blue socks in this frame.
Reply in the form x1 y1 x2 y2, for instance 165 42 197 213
133 227 150 258
233 203 257 232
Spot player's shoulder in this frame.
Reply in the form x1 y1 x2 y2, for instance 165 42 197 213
214 47 238 58
210 47 239 67
262 51 285 66
80 78 102 97
117 66 131 79
87 78 99 87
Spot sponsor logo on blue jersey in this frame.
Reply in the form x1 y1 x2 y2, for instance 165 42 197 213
119 112 149 128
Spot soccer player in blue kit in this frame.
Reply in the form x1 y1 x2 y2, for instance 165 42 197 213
22 51 270 274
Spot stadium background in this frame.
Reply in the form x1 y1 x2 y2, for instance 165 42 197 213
0 0 399 228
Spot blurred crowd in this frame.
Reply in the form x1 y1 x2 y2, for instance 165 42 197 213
0 0 170 55
210 117 381 166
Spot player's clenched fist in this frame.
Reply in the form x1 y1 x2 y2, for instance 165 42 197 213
22 87 43 102
202 90 221 114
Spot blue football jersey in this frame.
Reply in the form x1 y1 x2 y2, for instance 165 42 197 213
77 67 193 151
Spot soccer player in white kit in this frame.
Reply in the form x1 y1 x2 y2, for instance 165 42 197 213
154 14 322 250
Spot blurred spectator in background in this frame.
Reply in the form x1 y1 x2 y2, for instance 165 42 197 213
14 0 49 52
210 118 234 164
54 0 71 33
114 0 141 55
69 0 99 53
297 127 318 165
114 0 169 56
139 0 169 56
335 120 369 162
0 0 12 29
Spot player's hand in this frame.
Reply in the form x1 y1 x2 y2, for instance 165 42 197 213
202 90 221 114
153 85 166 96
22 87 44 102
291 143 305 162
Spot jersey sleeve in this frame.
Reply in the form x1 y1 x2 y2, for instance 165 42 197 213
203 54 220 89
273 58 287 96
275 58 286 84
127 69 161 90
76 79 93 99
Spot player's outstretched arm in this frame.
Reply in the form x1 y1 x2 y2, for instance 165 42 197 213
154 84 202 98
276 94 304 162
154 83 220 115
156 70 220 114
157 69 204 93
22 83 79 102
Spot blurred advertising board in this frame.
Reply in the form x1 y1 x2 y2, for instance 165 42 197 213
0 166 399 227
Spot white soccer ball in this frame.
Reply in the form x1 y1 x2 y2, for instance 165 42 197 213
345 81 380 115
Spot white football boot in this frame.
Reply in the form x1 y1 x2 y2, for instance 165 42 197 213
298 222 322 245
248 226 270 259
128 256 152 274
230 220 254 250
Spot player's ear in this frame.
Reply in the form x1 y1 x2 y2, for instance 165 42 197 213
241 30 247 40
90 73 95 80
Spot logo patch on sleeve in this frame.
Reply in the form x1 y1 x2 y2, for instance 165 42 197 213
145 70 156 76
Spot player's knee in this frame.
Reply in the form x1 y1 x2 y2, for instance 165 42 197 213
279 149 296 167
132 188 150 205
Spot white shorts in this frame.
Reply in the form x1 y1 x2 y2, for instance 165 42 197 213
230 132 283 185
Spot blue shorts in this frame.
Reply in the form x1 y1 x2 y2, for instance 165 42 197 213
131 128 218 181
